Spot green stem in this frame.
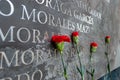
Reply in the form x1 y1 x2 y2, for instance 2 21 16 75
90 52 93 69
90 53 92 64
81 75 84 80
106 44 110 73
90 52 95 80
92 75 94 80
76 45 82 69
60 52 65 69
105 44 112 80
76 45 84 80
60 52 68 80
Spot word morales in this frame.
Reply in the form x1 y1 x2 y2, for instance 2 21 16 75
0 0 91 33
20 5 91 33
0 49 43 80
0 49 44 69
0 25 89 43
0 26 47 43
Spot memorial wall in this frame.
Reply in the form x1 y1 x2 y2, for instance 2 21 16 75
0 0 120 80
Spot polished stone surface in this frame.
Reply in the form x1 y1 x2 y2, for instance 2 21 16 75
0 0 120 80
98 67 120 80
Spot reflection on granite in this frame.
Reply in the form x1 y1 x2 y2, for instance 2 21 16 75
98 67 120 80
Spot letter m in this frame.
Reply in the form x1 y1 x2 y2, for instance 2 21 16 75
21 5 36 22
0 51 19 69
0 26 15 42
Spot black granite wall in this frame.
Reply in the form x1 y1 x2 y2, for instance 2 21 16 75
98 67 120 80
0 0 120 80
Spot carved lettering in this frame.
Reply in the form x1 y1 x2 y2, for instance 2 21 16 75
0 0 14 16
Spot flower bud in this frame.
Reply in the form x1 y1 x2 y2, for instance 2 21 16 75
105 36 110 44
90 42 98 53
72 31 79 44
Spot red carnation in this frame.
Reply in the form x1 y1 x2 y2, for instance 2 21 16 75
106 36 110 39
62 35 71 42
89 42 98 80
105 36 110 44
90 42 98 47
72 31 79 37
51 35 70 43
90 42 98 53
51 35 70 80
105 36 111 79
72 31 79 44
51 35 63 43
51 35 70 53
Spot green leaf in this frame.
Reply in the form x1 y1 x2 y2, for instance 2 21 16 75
86 70 92 75
63 67 68 80
107 63 110 73
105 52 108 56
92 69 95 74
76 66 82 76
